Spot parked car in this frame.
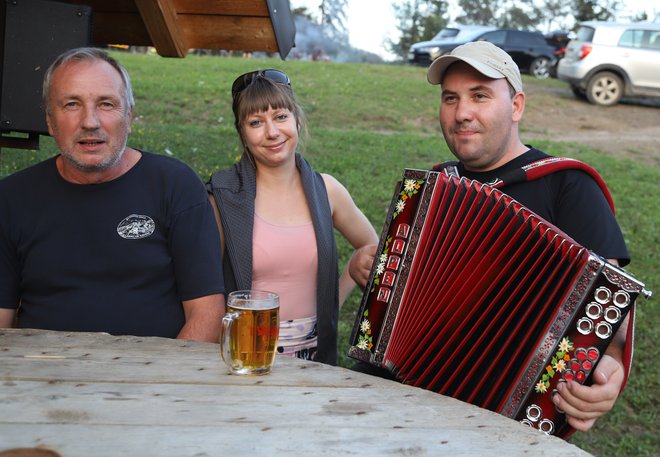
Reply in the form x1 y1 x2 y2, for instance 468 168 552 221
408 25 496 65
409 27 559 79
557 21 660 106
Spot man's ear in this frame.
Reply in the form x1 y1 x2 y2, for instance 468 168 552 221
512 91 525 122
46 113 54 136
127 106 134 135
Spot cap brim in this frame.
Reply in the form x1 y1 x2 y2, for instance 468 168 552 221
427 54 507 85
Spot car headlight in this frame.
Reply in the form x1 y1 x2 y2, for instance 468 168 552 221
427 47 441 60
416 45 440 55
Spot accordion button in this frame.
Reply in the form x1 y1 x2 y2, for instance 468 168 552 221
575 348 587 361
391 239 405 254
563 371 575 381
395 223 410 238
386 255 401 270
382 271 396 287
613 290 631 308
582 360 593 371
376 287 391 302
576 371 586 382
571 361 581 372
577 317 593 335
595 321 613 339
604 306 622 323
526 404 542 422
594 286 612 304
539 419 555 435
586 302 602 319
587 348 600 360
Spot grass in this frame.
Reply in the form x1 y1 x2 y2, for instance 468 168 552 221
1 52 657 457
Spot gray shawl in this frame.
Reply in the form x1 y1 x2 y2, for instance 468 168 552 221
207 153 339 365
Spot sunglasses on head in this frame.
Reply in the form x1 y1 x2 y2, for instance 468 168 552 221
231 69 291 97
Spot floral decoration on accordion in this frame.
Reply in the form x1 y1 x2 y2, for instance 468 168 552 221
393 179 424 219
356 309 373 351
370 236 392 292
535 337 574 393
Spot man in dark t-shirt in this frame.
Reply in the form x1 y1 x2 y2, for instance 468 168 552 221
424 41 630 432
0 48 224 342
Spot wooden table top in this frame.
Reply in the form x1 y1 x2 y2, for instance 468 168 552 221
0 329 592 456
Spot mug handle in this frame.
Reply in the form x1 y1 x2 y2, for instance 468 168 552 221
220 312 239 369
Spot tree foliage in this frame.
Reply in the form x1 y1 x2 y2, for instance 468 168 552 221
572 0 619 23
320 0 349 44
455 0 557 30
387 0 449 61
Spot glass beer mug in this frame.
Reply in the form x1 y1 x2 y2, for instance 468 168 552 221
220 290 279 375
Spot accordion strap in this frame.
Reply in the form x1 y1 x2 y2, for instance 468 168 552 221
434 157 616 215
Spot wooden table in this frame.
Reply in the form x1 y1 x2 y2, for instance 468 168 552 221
0 329 592 456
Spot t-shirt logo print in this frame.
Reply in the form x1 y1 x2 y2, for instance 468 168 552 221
117 214 156 239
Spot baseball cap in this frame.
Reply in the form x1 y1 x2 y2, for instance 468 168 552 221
427 41 523 93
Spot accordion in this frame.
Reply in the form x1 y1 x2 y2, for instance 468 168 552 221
349 168 649 437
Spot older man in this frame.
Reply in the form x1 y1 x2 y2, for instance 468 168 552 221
0 47 224 342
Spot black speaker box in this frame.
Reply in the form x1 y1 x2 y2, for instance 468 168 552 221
1 0 91 136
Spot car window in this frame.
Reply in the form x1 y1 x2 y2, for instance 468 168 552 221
645 31 660 50
575 26 595 42
619 29 644 48
619 29 660 50
507 31 529 46
433 28 459 40
479 30 506 46
528 34 549 46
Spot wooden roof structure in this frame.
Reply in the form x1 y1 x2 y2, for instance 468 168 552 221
59 0 296 58
0 0 295 150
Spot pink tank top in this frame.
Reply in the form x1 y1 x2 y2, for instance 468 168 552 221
252 212 318 321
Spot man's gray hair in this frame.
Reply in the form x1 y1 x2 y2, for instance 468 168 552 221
42 47 135 113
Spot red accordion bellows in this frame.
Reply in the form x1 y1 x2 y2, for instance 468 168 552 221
349 169 645 438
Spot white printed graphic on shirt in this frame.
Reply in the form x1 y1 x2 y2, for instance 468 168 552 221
117 214 155 239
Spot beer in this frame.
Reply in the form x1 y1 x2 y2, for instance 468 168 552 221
221 291 279 375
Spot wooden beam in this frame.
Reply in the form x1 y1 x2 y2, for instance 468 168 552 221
134 0 188 57
62 1 283 55
179 16 278 52
173 0 270 16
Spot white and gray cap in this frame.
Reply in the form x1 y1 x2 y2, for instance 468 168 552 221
427 40 523 93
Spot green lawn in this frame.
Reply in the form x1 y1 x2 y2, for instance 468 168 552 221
1 52 657 457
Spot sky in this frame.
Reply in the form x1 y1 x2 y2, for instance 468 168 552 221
289 1 658 61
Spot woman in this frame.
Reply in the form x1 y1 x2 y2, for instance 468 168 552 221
208 69 378 365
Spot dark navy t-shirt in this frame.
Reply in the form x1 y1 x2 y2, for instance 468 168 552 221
0 151 224 337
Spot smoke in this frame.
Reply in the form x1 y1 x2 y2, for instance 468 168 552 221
287 16 384 63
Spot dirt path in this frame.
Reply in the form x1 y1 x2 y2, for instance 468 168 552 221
520 81 660 166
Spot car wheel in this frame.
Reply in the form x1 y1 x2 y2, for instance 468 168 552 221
530 57 550 79
586 72 623 106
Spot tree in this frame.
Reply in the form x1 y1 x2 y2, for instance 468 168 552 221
455 0 500 25
572 0 620 23
387 0 449 61
538 0 572 33
456 0 544 30
320 0 349 44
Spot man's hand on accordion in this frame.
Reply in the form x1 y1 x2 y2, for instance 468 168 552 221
552 310 628 433
348 244 378 288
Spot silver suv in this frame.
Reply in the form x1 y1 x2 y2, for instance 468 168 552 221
558 21 660 106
